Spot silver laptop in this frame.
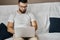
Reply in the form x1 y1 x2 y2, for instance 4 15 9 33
14 27 35 38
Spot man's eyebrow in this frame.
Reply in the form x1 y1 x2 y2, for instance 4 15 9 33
21 5 27 7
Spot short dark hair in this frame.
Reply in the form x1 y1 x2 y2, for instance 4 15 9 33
18 0 27 3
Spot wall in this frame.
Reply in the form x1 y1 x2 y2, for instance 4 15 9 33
0 0 60 5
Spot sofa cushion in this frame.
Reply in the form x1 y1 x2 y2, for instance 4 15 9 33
0 23 13 40
49 18 60 33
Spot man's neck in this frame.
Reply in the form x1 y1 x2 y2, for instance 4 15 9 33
17 10 22 14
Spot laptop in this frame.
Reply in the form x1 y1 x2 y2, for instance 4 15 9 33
14 27 35 38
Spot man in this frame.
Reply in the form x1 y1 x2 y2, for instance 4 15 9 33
7 0 38 40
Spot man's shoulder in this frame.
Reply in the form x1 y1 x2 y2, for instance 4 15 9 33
27 12 33 15
9 10 17 16
27 12 34 17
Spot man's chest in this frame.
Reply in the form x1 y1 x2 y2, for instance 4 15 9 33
14 14 31 23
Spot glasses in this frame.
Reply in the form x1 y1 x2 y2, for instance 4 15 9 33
20 5 27 9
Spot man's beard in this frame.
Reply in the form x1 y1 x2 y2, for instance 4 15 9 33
19 9 26 14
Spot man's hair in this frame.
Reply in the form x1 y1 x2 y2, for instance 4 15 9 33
18 0 27 3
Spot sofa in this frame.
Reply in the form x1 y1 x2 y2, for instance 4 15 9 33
0 2 60 40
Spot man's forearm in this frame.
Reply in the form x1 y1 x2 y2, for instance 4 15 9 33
32 24 37 31
7 28 14 34
31 21 38 31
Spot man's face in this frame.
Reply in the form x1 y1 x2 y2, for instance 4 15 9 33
18 2 27 13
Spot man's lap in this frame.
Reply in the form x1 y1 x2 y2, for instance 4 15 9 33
5 37 38 40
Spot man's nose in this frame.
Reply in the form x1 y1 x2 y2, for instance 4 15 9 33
22 7 26 10
23 8 25 9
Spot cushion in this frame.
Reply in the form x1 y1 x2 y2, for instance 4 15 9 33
0 23 13 40
49 18 60 33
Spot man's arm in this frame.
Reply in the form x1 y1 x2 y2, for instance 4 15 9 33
31 20 38 31
7 22 14 34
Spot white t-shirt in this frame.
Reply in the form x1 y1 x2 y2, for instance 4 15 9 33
8 11 36 37
8 11 36 28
